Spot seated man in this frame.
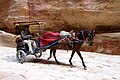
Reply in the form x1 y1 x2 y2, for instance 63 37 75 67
21 27 37 53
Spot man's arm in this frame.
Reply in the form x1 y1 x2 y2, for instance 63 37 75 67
21 31 32 40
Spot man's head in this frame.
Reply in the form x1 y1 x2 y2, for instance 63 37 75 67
24 27 28 31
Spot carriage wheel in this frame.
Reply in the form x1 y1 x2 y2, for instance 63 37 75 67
16 50 26 64
34 50 42 59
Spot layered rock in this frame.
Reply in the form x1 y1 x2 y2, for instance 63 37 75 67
0 30 16 47
0 0 120 33
0 0 120 55
81 33 120 55
0 0 29 33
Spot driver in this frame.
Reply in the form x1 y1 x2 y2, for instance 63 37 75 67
21 27 37 53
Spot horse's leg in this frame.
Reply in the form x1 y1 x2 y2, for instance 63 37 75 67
47 48 53 60
69 50 75 66
53 49 60 64
76 51 87 70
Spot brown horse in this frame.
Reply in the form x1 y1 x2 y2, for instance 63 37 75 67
47 30 95 70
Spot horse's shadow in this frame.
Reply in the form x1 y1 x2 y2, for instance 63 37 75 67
28 59 72 67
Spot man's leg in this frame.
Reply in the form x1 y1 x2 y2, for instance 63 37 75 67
32 41 37 48
24 40 33 53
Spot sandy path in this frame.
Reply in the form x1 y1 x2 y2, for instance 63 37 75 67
0 45 120 80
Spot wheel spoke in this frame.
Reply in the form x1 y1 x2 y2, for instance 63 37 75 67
16 50 26 63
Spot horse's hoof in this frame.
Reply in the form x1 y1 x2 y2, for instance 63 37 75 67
70 64 75 68
56 61 60 65
70 65 73 68
47 58 50 60
84 67 87 70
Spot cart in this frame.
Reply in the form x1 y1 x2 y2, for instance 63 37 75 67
14 20 59 63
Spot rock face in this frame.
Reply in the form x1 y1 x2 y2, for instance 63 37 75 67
0 0 29 32
0 0 120 33
0 30 16 47
81 33 120 55
0 0 120 55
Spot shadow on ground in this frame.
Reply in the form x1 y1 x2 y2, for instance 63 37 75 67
28 58 71 67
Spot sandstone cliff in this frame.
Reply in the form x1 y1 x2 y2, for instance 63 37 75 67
81 33 120 55
0 0 120 33
0 0 120 55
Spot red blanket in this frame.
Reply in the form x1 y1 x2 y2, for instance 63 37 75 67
35 32 62 47
43 32 61 39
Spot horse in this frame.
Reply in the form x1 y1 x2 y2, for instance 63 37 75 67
47 30 95 70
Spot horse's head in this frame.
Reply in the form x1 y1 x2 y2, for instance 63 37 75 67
75 30 95 46
86 30 95 46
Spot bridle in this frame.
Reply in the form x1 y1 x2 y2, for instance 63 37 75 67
86 30 95 46
81 31 85 40
80 30 95 46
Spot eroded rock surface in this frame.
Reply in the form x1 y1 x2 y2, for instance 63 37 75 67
0 0 120 33
81 33 120 55
0 0 120 55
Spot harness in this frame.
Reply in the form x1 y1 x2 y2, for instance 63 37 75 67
59 30 94 51
80 30 92 42
81 31 85 40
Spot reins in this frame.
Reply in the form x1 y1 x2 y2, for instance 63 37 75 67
81 31 85 40
80 30 91 41
62 30 94 50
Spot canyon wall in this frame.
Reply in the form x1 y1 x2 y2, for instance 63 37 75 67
0 0 120 33
0 0 120 55
81 33 120 55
